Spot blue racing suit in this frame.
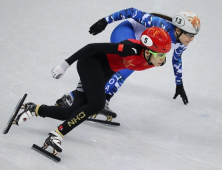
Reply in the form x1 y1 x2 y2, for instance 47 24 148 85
104 8 187 101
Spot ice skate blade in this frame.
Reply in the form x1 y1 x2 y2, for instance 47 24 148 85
3 94 27 134
32 144 61 162
86 118 120 127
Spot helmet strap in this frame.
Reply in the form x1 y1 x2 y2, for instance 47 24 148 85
143 48 153 65
147 53 153 65
175 28 183 44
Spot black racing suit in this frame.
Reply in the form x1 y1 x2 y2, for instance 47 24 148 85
37 40 149 135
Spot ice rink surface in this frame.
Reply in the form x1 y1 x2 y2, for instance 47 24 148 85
0 0 222 169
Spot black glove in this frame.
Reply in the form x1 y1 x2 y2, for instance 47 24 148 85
173 83 189 105
89 18 108 35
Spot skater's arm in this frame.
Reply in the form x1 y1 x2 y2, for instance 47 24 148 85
172 46 187 85
90 40 143 57
52 40 143 79
65 43 120 65
51 43 105 79
105 8 148 23
65 40 142 65
89 7 172 35
172 46 189 104
105 8 172 31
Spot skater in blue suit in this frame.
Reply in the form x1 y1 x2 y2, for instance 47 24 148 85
57 8 201 119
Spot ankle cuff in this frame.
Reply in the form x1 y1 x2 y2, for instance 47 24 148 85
35 105 41 116
55 129 64 138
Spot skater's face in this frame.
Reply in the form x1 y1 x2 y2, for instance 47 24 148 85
175 28 195 46
144 50 166 67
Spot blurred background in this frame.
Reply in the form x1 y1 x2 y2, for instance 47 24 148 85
0 0 222 170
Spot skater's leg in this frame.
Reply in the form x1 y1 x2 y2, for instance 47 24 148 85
57 55 114 136
106 20 136 101
110 20 135 43
90 21 137 117
105 69 134 101
38 90 88 121
31 55 113 153
20 90 88 153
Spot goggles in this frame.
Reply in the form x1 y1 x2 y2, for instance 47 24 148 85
149 50 166 59
182 30 196 38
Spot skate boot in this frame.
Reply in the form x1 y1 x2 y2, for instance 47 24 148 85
13 102 37 125
43 130 63 155
55 92 74 107
91 100 117 121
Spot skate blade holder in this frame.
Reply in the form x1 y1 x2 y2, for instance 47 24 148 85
42 143 59 155
90 114 113 122
106 115 112 122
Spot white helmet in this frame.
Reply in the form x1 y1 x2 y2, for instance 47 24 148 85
172 11 201 34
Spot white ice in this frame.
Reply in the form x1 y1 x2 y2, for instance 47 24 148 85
0 0 222 170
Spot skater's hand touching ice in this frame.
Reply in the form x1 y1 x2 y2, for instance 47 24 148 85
51 61 69 79
173 83 188 105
